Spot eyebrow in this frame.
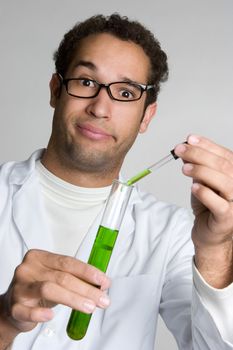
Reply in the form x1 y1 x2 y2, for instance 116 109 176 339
74 60 97 71
73 60 143 84
119 77 140 84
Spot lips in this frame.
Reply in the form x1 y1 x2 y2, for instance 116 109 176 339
76 123 113 141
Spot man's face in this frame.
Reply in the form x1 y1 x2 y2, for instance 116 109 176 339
49 33 156 175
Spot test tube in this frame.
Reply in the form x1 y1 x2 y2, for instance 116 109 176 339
66 179 133 340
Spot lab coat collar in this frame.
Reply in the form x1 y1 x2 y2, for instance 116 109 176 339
11 149 52 251
9 149 45 185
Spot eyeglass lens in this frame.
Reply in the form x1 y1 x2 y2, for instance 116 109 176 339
66 79 143 101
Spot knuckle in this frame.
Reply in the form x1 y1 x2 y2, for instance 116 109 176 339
81 262 93 277
14 264 29 282
84 265 109 288
218 205 228 216
218 158 232 174
39 281 53 299
55 271 69 286
23 249 39 262
57 255 73 271
77 261 96 282
92 270 106 287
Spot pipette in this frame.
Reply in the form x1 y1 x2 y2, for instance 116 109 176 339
126 146 181 186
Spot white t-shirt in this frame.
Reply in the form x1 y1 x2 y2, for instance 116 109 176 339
35 160 111 256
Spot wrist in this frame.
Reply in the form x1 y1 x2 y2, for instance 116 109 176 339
194 241 233 288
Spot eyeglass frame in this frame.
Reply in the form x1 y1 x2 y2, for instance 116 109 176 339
57 73 155 102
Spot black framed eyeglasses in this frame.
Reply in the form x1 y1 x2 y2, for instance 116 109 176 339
58 74 155 102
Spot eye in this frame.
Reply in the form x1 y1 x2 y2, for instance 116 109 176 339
110 82 142 101
79 78 96 88
118 84 141 100
120 89 134 99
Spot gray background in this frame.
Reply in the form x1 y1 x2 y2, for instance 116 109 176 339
0 0 233 349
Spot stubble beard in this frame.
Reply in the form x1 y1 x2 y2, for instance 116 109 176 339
50 113 141 178
62 139 121 175
52 121 130 177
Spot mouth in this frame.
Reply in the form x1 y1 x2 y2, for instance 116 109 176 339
76 123 114 141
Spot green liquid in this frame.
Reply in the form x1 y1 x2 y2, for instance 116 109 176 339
66 225 118 340
126 168 151 186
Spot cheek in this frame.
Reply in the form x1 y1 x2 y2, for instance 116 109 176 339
115 117 141 145
54 98 81 124
115 105 143 137
117 102 144 123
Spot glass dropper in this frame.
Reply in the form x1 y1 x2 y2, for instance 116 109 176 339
126 146 180 186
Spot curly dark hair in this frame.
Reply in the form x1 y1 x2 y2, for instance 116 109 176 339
53 13 169 105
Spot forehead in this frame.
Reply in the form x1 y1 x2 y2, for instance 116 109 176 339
67 33 151 82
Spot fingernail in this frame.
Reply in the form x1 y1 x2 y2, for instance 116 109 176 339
192 183 200 192
175 143 187 155
99 295 110 308
83 301 96 312
188 135 200 144
183 163 193 172
40 309 54 321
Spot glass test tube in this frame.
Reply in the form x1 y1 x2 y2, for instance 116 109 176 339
66 180 133 340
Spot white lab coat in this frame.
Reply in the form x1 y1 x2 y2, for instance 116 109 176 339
0 150 232 350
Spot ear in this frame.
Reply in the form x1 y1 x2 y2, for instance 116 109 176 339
139 102 157 133
49 73 62 108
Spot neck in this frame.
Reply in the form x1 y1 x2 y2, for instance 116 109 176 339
41 149 121 188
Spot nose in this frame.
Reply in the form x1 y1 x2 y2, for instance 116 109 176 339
86 86 112 119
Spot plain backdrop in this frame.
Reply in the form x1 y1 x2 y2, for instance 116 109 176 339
0 1 233 349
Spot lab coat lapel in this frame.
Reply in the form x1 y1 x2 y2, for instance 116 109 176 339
12 173 53 252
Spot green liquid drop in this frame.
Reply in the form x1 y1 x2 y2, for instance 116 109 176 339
66 225 118 340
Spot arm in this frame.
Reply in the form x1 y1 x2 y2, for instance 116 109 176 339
175 135 233 288
0 249 111 349
160 135 233 349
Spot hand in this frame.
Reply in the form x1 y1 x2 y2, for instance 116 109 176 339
0 249 111 335
175 135 233 288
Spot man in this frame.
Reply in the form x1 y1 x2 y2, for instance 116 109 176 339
0 13 233 350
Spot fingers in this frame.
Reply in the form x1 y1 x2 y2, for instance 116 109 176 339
30 250 112 306
182 163 233 201
12 303 54 324
11 250 111 318
15 279 110 313
175 135 233 175
191 182 231 217
186 135 233 164
6 249 112 333
39 281 110 312
23 250 111 290
174 135 233 201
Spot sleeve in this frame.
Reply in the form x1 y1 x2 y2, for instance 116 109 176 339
159 208 233 349
193 261 233 345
